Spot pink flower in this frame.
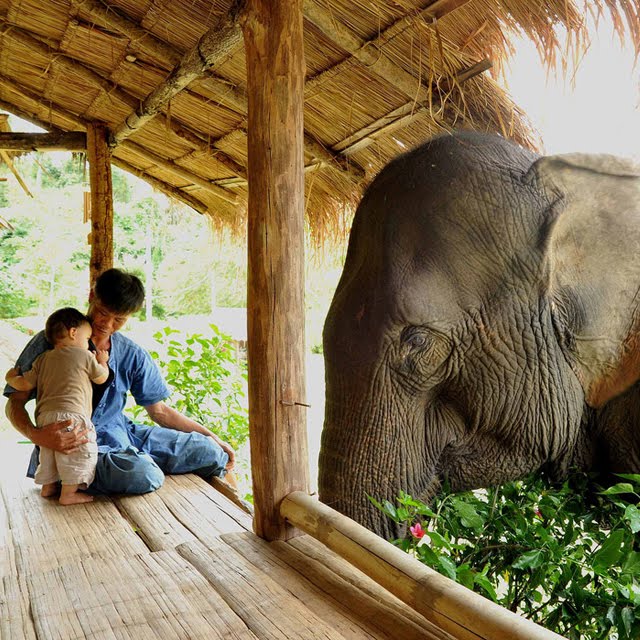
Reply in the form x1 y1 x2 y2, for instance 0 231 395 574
410 523 425 539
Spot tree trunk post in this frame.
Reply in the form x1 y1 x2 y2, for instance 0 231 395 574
86 123 114 288
243 0 310 541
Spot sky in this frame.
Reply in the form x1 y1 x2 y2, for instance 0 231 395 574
504 16 640 158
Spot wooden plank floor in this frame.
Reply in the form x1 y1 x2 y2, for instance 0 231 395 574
0 442 455 640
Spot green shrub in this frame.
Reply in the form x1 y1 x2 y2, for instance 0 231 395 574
371 472 640 639
127 325 249 450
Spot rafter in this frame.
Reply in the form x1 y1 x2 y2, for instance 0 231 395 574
0 96 210 214
69 0 182 65
334 58 492 156
65 0 365 181
121 141 238 204
111 157 209 215
0 21 245 184
302 0 473 109
0 131 86 151
0 79 235 208
110 6 243 146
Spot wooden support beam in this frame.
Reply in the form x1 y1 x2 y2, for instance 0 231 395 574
334 59 492 156
111 157 209 215
0 131 86 151
86 123 114 286
243 0 309 541
281 492 565 640
121 141 238 204
0 149 32 197
0 22 243 189
110 6 243 146
0 92 213 216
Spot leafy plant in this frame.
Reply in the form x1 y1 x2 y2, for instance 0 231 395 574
127 325 249 450
371 472 640 639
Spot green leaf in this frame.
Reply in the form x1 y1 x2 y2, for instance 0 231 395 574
452 499 484 531
474 573 498 602
622 551 640 577
624 504 640 533
621 606 635 638
593 530 625 573
425 531 451 551
436 555 457 580
512 549 545 570
599 483 636 496
456 564 475 590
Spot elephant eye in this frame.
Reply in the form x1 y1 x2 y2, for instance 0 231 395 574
404 331 428 349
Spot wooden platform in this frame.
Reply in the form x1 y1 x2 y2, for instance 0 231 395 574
0 443 454 640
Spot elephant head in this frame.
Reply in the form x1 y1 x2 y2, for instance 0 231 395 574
319 131 640 536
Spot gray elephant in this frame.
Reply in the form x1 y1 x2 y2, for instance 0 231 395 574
319 130 640 537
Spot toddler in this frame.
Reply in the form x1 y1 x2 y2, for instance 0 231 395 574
5 307 109 505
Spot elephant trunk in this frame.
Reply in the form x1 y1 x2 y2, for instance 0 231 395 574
319 368 430 538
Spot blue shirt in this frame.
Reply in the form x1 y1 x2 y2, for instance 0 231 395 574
3 331 170 453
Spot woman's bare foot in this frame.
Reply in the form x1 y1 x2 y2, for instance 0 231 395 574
59 486 94 505
41 483 59 498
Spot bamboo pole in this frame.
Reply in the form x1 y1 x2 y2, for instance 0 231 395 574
86 123 114 286
281 492 566 640
243 0 309 541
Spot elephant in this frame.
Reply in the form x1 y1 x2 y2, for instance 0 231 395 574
318 130 640 537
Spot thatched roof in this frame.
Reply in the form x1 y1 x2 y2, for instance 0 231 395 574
0 0 638 240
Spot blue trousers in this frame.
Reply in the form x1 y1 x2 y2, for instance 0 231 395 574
28 424 229 495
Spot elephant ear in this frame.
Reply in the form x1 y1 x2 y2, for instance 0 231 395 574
531 152 640 408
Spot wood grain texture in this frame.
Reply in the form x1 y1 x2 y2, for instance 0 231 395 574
178 539 346 639
282 492 565 640
26 551 256 639
243 0 310 540
87 123 114 286
223 531 450 640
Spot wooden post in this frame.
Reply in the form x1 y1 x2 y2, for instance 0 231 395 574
86 123 114 287
243 0 309 540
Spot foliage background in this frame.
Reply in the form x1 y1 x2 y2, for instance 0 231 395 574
374 473 640 639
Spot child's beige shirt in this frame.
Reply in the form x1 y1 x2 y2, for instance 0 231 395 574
22 347 107 422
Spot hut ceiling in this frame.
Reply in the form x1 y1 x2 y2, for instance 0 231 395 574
0 0 638 239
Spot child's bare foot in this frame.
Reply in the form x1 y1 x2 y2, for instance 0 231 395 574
59 486 94 505
41 483 59 498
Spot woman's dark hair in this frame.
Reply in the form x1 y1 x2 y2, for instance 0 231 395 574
45 307 91 345
93 268 145 315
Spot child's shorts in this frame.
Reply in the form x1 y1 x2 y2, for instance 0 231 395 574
34 411 98 488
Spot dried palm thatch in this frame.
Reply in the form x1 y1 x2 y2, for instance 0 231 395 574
0 0 637 243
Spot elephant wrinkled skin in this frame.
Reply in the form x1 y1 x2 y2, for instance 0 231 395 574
319 131 640 537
